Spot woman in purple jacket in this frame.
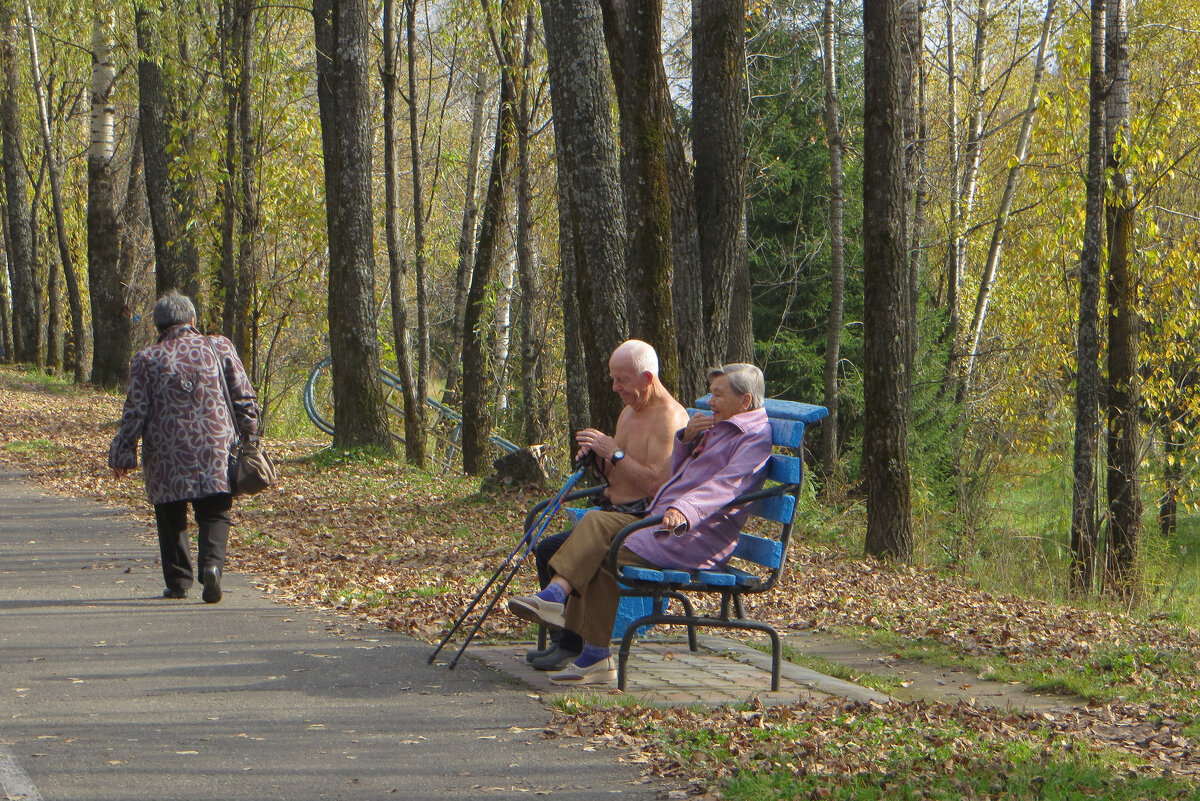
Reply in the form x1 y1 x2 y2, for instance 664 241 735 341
109 293 259 604
508 363 772 684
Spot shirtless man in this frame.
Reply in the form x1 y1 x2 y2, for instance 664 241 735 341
524 339 688 671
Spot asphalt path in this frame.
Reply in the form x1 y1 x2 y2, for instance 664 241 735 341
0 467 659 801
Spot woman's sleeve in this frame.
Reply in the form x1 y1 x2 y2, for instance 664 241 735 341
668 428 773 528
107 353 149 470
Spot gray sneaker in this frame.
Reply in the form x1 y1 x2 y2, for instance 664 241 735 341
530 646 582 672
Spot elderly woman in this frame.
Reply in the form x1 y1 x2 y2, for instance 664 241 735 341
508 363 772 684
109 292 259 604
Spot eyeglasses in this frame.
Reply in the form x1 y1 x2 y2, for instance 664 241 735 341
653 521 689 537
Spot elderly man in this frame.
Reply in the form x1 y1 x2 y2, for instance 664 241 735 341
524 339 689 670
509 363 772 685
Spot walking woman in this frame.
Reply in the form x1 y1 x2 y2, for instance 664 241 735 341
109 292 259 603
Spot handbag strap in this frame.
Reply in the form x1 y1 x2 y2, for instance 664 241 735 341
204 335 244 442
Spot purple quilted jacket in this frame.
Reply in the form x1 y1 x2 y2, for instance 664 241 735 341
108 324 259 504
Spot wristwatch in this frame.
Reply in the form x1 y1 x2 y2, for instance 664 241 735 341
610 449 625 465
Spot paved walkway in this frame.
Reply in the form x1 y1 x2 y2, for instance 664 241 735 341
0 468 662 801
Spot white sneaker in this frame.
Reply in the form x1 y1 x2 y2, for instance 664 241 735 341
548 656 617 685
507 594 566 629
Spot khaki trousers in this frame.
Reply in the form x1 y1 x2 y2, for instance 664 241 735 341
548 510 658 647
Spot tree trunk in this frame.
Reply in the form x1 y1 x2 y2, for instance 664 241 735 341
820 0 846 478
313 0 392 452
942 0 960 354
235 0 260 374
542 0 627 433
516 3 548 446
0 0 38 365
0 243 10 361
694 0 748 369
1103 0 1139 601
135 2 200 304
382 0 423 464
25 0 88 381
553 122 589 455
666 115 704 402
602 0 677 388
383 0 421 461
218 0 238 340
443 70 487 405
462 0 521 474
1069 0 1106 597
87 8 128 388
406 0 431 458
900 0 924 370
862 0 914 561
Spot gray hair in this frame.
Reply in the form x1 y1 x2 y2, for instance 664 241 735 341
153 292 197 331
707 363 765 410
613 339 659 377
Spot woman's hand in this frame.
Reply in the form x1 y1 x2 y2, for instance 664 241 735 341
660 507 687 531
681 413 714 443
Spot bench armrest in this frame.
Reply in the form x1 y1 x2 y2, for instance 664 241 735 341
603 481 798 577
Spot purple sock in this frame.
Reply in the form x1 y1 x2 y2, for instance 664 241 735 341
574 643 610 668
536 583 567 605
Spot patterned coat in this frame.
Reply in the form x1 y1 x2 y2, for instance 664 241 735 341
109 324 259 505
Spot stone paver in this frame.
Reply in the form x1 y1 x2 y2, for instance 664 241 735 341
467 634 890 707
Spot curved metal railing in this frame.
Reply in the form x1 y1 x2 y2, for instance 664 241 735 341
302 356 520 472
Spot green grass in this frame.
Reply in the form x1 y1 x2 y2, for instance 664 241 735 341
3 438 68 456
850 628 1197 728
771 642 906 696
657 706 1200 801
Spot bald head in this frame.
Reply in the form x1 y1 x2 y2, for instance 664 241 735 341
610 339 659 377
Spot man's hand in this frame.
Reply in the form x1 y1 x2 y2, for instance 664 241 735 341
575 428 618 461
681 412 714 443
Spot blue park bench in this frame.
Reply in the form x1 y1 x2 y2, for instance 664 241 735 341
527 397 827 691
605 396 827 691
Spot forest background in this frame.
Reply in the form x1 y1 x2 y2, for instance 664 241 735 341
0 0 1197 620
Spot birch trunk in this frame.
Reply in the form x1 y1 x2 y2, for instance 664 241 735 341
443 69 487 404
25 0 88 380
962 0 1056 393
819 0 846 477
1103 0 1139 600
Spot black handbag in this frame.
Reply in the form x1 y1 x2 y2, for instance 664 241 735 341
205 337 276 496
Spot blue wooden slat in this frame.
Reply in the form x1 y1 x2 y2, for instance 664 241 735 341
696 570 738 586
753 493 796 525
621 566 666 583
733 532 785 568
661 569 693 584
769 418 806 450
725 566 766 587
766 453 802 484
695 395 829 425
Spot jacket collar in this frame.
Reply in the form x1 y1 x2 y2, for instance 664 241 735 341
714 406 768 433
157 323 200 343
